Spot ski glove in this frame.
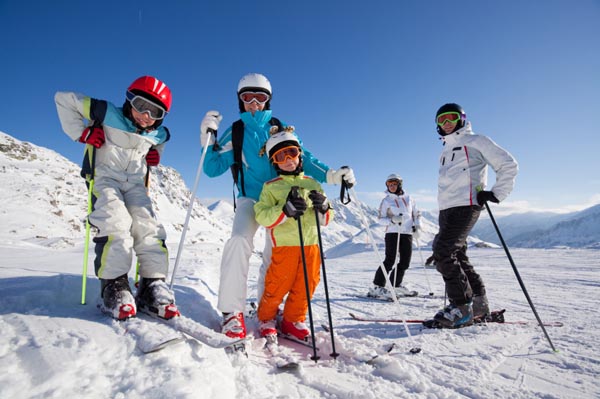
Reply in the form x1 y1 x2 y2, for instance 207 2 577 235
283 190 307 218
476 190 499 206
309 190 330 214
146 149 160 166
78 127 105 148
326 166 356 188
200 110 222 147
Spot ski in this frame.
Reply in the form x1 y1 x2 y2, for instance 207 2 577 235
137 308 248 349
98 300 185 354
263 336 300 370
349 310 564 327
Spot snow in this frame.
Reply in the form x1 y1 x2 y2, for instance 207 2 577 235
1 131 599 398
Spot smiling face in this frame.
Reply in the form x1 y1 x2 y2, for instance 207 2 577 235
130 108 157 129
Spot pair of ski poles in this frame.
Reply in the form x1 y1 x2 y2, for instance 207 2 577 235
288 186 339 362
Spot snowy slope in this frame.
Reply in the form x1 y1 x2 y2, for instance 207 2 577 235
1 131 599 398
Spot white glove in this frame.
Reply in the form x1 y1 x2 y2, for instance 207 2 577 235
326 166 356 187
412 225 420 239
391 215 403 225
200 110 222 147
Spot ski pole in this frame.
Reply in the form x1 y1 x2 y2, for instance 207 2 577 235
414 236 434 296
81 144 96 305
291 187 320 362
170 128 216 290
313 200 339 359
483 200 558 352
347 187 421 354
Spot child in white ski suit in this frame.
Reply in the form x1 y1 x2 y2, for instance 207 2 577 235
55 76 178 320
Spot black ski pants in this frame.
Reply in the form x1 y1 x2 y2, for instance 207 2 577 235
433 205 485 305
373 233 413 287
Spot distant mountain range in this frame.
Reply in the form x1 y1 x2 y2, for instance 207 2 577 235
1 131 598 250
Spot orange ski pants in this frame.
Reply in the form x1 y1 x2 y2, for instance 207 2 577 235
257 245 321 323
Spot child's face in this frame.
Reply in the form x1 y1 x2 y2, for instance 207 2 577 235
131 108 157 129
272 146 301 172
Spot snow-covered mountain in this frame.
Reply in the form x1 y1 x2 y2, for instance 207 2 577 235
471 205 600 249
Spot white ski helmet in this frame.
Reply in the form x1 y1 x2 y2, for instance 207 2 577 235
386 173 402 183
237 73 272 96
266 131 300 160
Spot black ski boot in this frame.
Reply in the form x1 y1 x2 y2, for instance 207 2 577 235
100 274 136 320
135 278 180 319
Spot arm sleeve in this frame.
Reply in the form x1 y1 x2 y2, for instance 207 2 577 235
254 184 287 228
202 127 235 178
479 136 519 202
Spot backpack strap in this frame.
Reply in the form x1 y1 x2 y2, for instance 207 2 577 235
230 117 283 207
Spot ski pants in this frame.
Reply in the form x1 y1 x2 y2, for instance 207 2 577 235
257 245 321 323
432 205 485 305
90 177 168 280
373 233 413 287
217 197 272 313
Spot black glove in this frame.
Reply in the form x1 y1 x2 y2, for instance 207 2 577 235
309 190 330 214
283 189 307 218
476 190 499 206
412 226 417 233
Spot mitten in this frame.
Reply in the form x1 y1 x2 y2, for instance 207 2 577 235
79 127 105 148
308 190 330 214
146 149 160 166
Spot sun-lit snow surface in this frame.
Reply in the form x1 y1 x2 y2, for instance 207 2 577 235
1 131 599 398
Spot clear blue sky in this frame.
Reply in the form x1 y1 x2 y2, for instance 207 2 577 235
1 0 598 213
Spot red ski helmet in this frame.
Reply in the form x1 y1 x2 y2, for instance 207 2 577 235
127 76 172 112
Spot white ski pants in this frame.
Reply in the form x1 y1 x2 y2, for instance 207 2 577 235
217 197 271 313
90 177 168 280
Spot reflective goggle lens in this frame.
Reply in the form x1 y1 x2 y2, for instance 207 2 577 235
436 111 461 126
127 92 166 120
272 146 300 164
239 91 270 105
386 179 400 185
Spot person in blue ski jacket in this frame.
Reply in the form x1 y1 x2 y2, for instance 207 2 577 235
199 73 356 339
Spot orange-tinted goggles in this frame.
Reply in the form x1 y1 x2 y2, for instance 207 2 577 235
436 111 461 126
271 146 301 164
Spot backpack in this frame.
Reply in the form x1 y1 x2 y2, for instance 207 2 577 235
230 117 282 202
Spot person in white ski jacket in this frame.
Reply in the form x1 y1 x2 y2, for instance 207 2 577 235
429 103 518 329
54 76 179 321
368 174 421 299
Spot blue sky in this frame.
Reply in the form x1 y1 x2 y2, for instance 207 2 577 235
1 0 598 213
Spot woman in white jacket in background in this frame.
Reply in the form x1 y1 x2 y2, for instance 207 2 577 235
368 173 421 300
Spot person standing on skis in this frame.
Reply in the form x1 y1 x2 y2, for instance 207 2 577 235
199 73 356 340
254 128 333 343
368 173 421 300
55 76 179 321
429 103 518 328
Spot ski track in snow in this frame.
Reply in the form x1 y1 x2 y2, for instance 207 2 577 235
0 242 599 398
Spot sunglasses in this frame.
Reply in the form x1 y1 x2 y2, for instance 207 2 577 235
239 91 270 105
436 111 461 126
126 91 167 120
271 146 301 164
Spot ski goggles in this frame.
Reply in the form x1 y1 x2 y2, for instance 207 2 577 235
239 91 270 105
271 146 301 164
126 91 167 120
436 111 461 126
386 179 401 185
